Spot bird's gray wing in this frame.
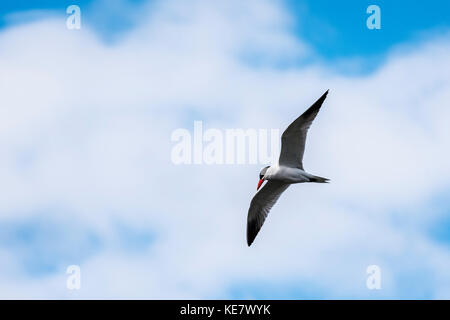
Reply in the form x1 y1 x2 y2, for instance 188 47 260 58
247 181 290 246
278 90 328 169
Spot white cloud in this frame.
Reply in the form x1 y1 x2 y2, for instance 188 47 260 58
0 0 449 298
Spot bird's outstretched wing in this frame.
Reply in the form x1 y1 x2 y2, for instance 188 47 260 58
278 90 328 169
247 181 290 246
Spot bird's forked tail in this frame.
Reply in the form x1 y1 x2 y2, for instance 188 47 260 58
309 175 330 183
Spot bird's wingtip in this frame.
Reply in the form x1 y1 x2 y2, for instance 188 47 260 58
318 89 329 101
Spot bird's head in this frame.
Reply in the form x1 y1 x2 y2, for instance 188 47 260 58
257 166 270 190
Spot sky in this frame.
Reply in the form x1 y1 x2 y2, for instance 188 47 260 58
0 0 449 299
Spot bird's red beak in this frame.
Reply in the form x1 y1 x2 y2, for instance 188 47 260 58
257 178 265 190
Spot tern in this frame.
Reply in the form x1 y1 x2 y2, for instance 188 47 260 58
247 90 330 246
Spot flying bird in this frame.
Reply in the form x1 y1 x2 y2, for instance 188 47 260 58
247 90 330 246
